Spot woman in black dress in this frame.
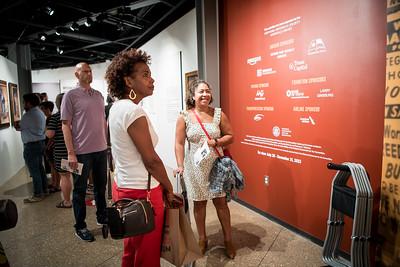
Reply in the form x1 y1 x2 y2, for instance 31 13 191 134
46 93 72 208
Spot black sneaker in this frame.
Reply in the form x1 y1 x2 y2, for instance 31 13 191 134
75 228 95 242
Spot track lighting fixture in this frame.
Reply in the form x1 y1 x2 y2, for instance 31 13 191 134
70 22 79 31
55 27 67 36
39 33 47 41
45 6 55 16
56 46 64 55
84 17 94 27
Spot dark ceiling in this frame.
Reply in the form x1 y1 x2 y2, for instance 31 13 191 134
0 0 194 70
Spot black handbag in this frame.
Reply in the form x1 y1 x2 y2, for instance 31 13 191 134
103 173 155 239
0 199 18 231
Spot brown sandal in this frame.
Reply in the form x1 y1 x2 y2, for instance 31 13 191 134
56 201 72 208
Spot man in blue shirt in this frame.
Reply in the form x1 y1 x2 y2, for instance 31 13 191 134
15 93 47 203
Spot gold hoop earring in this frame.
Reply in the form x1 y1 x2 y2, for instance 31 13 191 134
129 89 137 100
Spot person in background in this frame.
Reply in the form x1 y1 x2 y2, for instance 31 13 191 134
47 93 72 208
174 79 236 259
39 101 54 119
40 92 48 102
40 101 60 193
61 62 108 242
105 94 114 120
15 93 47 203
105 94 115 199
105 48 182 267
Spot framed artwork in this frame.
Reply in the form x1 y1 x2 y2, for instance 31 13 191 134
184 70 198 109
0 80 10 128
8 82 21 124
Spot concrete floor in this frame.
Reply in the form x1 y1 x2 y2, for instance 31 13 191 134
0 168 324 267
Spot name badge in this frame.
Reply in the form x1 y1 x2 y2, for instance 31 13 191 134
194 140 210 167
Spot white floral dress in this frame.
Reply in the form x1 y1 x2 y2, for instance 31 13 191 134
182 108 225 201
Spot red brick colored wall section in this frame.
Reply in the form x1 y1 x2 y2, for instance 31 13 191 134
219 0 386 252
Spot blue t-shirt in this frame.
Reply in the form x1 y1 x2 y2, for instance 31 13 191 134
20 106 46 144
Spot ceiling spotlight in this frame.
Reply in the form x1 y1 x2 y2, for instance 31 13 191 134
84 17 94 27
55 27 67 36
70 22 79 31
56 46 64 54
39 33 47 41
45 6 55 16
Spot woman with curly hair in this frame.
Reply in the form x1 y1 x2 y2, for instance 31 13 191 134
105 48 182 267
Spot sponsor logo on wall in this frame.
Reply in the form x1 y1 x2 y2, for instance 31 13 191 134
247 56 262 65
300 116 316 125
257 68 277 77
286 89 309 99
307 38 327 55
316 88 334 98
289 60 308 71
253 114 264 121
272 126 280 137
272 126 291 137
255 90 266 101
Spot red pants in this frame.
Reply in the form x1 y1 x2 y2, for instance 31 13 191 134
112 182 165 267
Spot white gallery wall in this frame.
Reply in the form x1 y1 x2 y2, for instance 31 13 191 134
0 55 24 187
141 9 198 168
32 82 60 111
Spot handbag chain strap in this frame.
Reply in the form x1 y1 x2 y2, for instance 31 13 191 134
192 110 222 158
146 172 151 203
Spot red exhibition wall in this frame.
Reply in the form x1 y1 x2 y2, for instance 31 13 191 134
220 0 386 251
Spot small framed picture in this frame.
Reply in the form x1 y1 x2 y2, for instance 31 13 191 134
184 70 198 109
0 80 10 128
8 82 21 124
